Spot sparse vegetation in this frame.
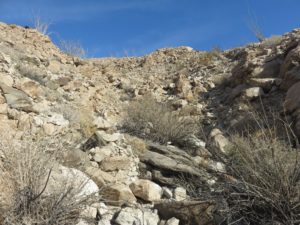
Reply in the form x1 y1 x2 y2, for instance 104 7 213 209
52 104 96 140
247 11 265 42
59 40 86 58
125 134 148 156
197 47 223 66
261 35 283 48
78 108 97 139
1 17 300 225
32 15 51 35
16 64 46 85
225 124 300 224
0 136 97 225
123 94 199 144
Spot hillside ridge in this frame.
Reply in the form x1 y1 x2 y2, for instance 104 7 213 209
0 22 300 225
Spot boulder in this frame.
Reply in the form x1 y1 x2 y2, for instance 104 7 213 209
80 131 123 151
84 166 115 187
46 112 69 126
98 218 112 225
114 207 160 225
80 206 98 219
47 60 61 73
102 183 136 206
93 117 112 130
165 217 180 225
46 165 99 198
100 156 131 172
76 219 90 225
96 130 122 143
17 78 44 99
180 135 206 149
210 128 230 154
62 148 90 168
173 187 187 201
90 146 112 163
129 179 162 202
0 82 33 112
243 87 264 100
97 202 116 225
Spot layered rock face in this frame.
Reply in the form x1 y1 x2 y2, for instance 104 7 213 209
0 22 300 224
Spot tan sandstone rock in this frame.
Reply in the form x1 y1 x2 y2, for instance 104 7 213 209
100 156 131 172
129 179 162 202
102 183 136 206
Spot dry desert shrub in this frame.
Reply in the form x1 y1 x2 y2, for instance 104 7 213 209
195 47 222 66
261 35 283 48
125 134 148 156
0 136 97 225
59 40 86 58
32 15 51 35
123 94 199 144
225 131 300 224
77 108 97 139
52 104 96 140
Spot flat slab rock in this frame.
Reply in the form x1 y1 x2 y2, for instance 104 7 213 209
0 82 33 112
140 142 212 183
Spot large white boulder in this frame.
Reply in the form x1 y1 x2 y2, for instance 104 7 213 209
46 165 99 198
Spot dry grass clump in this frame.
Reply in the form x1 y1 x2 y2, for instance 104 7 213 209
78 108 97 139
261 35 283 48
32 15 51 35
198 47 222 65
125 134 148 156
59 40 86 58
52 104 97 140
123 94 199 144
33 15 50 35
0 136 97 225
225 131 300 225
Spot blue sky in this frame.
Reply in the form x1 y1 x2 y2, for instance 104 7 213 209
0 0 300 57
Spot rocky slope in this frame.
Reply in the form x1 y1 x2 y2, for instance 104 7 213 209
0 22 300 225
